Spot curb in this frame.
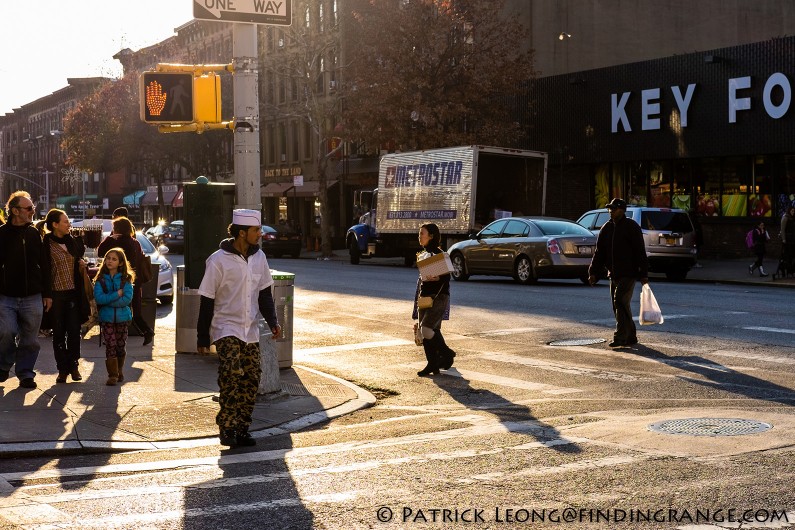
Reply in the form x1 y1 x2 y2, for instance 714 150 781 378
0 365 376 458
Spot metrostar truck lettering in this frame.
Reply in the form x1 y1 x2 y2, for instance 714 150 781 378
384 160 464 188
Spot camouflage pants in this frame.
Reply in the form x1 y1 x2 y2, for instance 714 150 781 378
215 336 261 432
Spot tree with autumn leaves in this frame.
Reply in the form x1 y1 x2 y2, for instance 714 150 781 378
62 74 232 209
343 0 535 152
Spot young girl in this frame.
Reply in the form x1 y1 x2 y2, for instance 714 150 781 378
93 248 135 385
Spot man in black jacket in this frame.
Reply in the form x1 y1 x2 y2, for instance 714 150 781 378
0 191 52 388
588 198 648 348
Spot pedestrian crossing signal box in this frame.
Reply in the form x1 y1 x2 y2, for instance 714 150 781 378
140 72 222 124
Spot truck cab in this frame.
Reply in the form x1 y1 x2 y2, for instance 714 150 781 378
346 189 418 265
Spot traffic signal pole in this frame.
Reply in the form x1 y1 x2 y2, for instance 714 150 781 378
232 23 262 213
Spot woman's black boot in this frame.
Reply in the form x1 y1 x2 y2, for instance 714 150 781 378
433 331 456 370
417 339 440 376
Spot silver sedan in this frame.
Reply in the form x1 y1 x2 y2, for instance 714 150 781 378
448 217 597 284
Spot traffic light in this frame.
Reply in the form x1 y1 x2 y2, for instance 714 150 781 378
140 72 194 123
194 73 222 123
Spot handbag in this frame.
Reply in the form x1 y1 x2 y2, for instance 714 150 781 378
639 283 664 325
417 295 434 309
413 322 423 346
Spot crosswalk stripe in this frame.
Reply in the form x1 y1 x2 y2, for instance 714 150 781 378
743 326 795 335
295 339 412 356
478 352 652 382
405 364 582 394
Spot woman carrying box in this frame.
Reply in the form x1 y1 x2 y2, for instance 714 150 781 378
413 223 456 376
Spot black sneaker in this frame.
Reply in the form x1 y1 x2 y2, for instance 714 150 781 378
236 430 256 447
219 429 237 447
0 369 9 383
608 341 626 348
19 378 37 389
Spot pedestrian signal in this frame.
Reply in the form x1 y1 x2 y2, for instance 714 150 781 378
140 72 194 124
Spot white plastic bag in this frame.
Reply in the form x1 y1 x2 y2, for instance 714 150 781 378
639 283 664 325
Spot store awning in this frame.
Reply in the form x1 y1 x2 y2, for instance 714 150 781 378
172 188 184 208
141 189 179 206
286 180 338 198
123 190 146 208
336 157 379 175
54 195 79 209
261 182 294 197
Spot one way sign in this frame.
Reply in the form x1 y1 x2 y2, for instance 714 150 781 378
194 0 292 26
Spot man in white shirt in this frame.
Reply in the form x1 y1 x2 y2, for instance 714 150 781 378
197 209 281 447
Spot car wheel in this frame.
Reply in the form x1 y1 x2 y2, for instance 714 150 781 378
349 238 361 265
159 295 173 305
450 252 469 281
665 269 688 281
514 256 536 284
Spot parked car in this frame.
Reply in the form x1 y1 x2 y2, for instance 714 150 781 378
145 220 184 253
261 224 302 258
448 217 597 284
576 206 697 281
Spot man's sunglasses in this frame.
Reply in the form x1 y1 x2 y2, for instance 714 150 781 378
15 205 35 212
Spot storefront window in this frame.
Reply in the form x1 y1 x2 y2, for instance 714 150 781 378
672 160 691 211
694 158 720 217
721 156 750 216
593 164 609 208
750 156 772 217
649 161 671 207
611 163 626 202
627 162 647 206
780 156 795 215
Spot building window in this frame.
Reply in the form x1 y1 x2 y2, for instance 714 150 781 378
649 161 672 208
303 122 313 160
672 160 692 211
279 122 287 163
331 0 338 26
627 162 647 206
266 124 275 164
291 123 299 162
750 156 772 217
694 158 721 217
721 156 751 216
319 2 325 32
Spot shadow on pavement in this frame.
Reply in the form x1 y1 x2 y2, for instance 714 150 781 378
432 371 581 453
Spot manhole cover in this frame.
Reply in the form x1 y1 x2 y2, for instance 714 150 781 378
548 338 606 346
649 418 772 437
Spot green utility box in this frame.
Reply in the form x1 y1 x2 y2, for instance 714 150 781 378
183 181 235 288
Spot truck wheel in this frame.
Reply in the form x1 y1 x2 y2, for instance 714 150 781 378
404 253 415 267
349 239 361 265
514 256 537 284
450 253 469 281
580 276 596 285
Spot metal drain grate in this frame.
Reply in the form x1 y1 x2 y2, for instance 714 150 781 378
548 338 607 346
281 382 349 398
649 418 772 437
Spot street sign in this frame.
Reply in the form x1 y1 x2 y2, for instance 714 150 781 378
140 72 194 123
193 0 291 26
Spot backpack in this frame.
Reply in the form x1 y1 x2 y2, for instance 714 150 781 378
746 229 755 249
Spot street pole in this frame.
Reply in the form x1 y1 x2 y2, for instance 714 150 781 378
232 23 280 394
232 23 262 213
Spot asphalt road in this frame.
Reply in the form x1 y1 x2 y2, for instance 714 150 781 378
2 257 794 529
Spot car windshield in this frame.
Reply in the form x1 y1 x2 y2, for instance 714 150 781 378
640 212 693 232
136 232 156 253
533 220 594 236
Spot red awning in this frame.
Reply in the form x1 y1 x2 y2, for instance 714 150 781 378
172 188 184 208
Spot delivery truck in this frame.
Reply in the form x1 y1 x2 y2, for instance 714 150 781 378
346 145 548 265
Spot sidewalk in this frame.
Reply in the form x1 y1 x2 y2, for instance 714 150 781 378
1 253 791 458
0 316 375 458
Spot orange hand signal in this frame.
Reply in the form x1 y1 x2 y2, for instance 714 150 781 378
145 81 168 116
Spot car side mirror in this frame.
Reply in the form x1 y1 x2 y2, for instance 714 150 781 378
158 245 170 255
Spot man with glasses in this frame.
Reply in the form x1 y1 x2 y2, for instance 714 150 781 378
0 191 52 389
